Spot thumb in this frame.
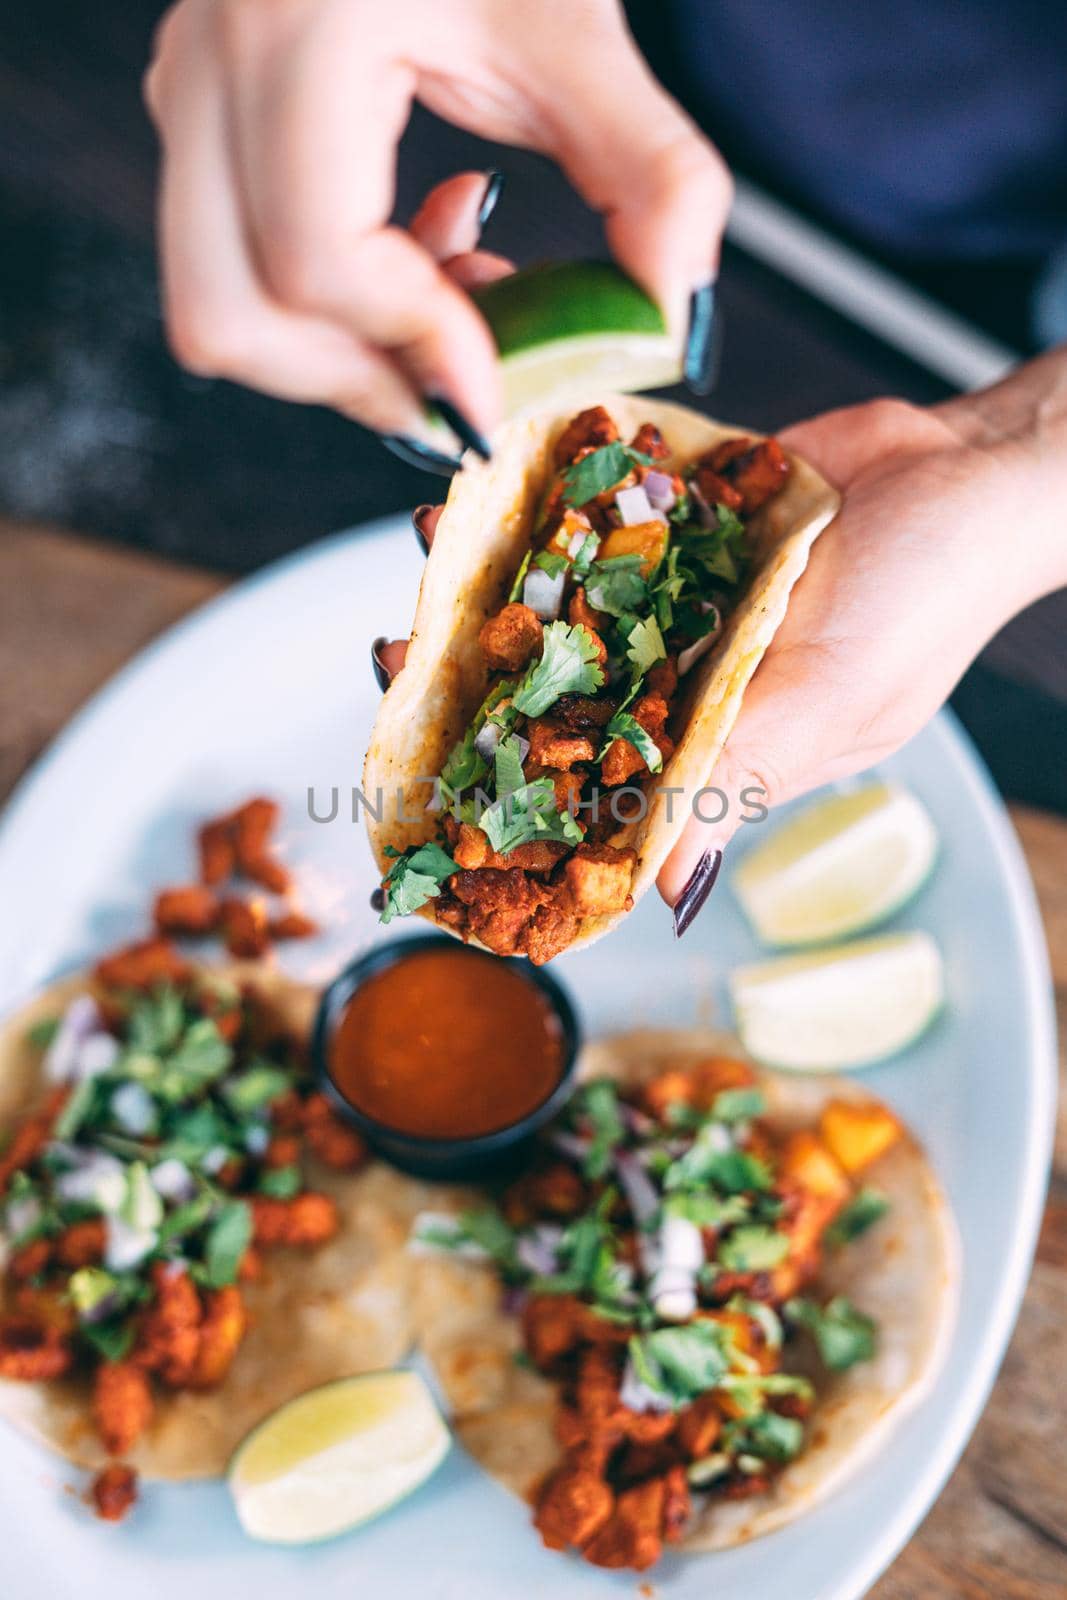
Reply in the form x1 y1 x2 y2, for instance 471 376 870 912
539 12 732 326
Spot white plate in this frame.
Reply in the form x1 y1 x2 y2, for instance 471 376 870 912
0 518 1055 1600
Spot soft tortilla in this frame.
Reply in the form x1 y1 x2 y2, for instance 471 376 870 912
0 968 439 1480
412 1029 961 1553
364 395 840 952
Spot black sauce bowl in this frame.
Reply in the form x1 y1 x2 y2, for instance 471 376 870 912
311 934 581 1181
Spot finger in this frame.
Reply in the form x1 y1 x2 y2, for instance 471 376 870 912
779 398 953 489
371 637 408 689
443 251 516 292
224 11 502 433
412 504 444 553
532 15 732 326
149 14 427 432
409 171 500 261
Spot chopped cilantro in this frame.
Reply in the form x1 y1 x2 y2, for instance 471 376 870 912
454 1203 518 1267
533 550 569 579
158 1192 214 1243
222 1063 291 1116
26 1017 59 1050
479 778 583 855
603 711 663 774
203 1199 252 1288
53 1076 98 1141
561 443 651 508
82 1318 136 1363
663 1126 772 1195
786 1296 877 1371
493 732 527 800
717 1224 790 1272
508 549 532 602
128 988 186 1055
735 1409 806 1463
710 1088 766 1124
258 1164 301 1199
628 1322 731 1407
663 1191 749 1229
823 1188 889 1248
584 555 648 618
624 615 667 680
380 841 456 924
579 1081 626 1180
513 621 605 718
439 727 488 798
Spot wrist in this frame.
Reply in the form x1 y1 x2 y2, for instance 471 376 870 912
936 347 1067 608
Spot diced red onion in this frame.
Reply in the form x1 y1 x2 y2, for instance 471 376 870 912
678 617 722 677
105 1216 156 1273
620 1356 676 1414
649 1215 704 1321
4 1195 42 1242
150 1158 196 1203
615 484 657 526
516 1224 564 1276
243 1124 270 1157
501 1284 528 1317
474 721 502 760
688 480 724 531
523 565 566 621
200 1145 230 1176
548 1129 591 1163
110 1082 156 1137
619 1104 657 1139
77 1035 121 1078
643 471 676 513
43 995 105 1084
55 1152 125 1212
613 1150 660 1229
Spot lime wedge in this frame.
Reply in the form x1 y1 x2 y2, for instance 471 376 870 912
229 1371 450 1545
473 261 682 417
729 931 944 1072
733 782 939 948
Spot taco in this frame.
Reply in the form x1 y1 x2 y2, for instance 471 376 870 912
0 956 431 1503
364 396 839 962
408 1029 960 1572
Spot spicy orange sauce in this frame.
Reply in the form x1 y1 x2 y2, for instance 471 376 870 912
329 947 565 1139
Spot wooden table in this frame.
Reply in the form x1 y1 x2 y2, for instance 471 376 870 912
2 519 1064 1597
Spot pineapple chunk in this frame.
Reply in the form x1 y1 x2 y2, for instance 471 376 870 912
598 519 669 577
819 1100 902 1174
777 1130 851 1204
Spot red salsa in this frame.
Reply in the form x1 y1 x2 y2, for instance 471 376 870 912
329 946 565 1138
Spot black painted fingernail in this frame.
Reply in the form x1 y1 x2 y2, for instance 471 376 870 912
428 395 492 461
673 849 723 938
370 887 385 912
371 636 391 692
412 504 434 555
683 281 721 396
477 169 505 231
381 434 463 477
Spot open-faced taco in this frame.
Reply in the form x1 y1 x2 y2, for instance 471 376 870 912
0 953 432 1513
409 1029 960 1572
364 396 839 962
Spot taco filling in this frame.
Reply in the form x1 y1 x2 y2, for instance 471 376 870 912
376 405 794 962
412 1050 904 1572
0 959 366 1511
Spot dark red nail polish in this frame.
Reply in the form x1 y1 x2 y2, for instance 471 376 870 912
412 505 433 555
673 849 723 938
371 636 391 692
